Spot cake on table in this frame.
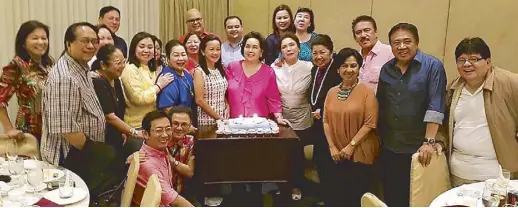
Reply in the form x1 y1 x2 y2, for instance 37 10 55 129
216 114 280 137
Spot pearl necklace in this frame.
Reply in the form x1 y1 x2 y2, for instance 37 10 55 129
311 59 334 106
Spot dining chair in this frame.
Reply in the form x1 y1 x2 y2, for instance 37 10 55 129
140 174 162 207
0 133 40 159
361 192 387 207
410 152 451 207
121 152 141 207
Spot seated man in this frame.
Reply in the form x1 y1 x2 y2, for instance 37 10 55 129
132 110 193 207
166 107 196 198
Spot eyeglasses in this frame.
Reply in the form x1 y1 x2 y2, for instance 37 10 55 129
109 59 126 67
456 57 484 66
152 127 172 136
186 18 203 24
77 38 99 46
172 121 191 129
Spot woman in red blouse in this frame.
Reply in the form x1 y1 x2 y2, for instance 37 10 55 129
0 21 54 140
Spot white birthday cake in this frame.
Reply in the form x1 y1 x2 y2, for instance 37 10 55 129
216 115 280 136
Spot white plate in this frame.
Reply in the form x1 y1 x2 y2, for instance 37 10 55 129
44 188 87 205
25 183 47 193
43 169 64 182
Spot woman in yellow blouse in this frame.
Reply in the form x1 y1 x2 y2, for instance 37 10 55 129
120 32 174 128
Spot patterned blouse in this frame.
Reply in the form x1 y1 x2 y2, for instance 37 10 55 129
278 32 319 62
196 67 228 125
0 56 52 138
167 135 195 193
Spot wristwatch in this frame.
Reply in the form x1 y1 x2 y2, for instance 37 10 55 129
424 137 436 145
173 160 180 167
350 140 357 146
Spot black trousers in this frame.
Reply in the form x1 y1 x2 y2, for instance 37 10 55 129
293 128 313 189
309 120 336 205
326 160 373 207
381 148 413 207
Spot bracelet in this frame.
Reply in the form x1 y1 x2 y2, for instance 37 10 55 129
155 84 162 91
130 128 137 137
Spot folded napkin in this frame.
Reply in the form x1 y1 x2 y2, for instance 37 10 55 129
0 181 13 193
34 198 63 207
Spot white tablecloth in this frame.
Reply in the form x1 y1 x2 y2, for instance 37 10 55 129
0 160 90 207
430 180 518 207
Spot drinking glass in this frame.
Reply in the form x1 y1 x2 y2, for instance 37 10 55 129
5 139 18 161
8 157 24 187
59 178 74 199
27 168 44 197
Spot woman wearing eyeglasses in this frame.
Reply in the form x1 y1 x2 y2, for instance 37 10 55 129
92 44 145 152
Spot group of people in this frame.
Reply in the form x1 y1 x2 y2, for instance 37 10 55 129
1 3 518 207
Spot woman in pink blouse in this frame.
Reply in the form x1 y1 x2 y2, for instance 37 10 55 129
226 31 288 125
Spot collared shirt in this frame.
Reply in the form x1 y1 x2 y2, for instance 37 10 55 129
442 66 518 172
134 143 179 206
157 66 195 109
0 56 51 138
41 53 106 165
359 40 394 93
114 35 128 58
377 50 446 153
120 63 158 128
221 40 244 68
178 30 219 44
226 60 282 118
450 84 499 180
272 60 313 130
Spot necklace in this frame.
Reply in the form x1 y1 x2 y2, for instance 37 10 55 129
310 59 334 106
337 80 358 101
178 75 194 97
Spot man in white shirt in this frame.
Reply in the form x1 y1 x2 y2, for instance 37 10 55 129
221 16 244 68
445 37 518 186
351 15 393 93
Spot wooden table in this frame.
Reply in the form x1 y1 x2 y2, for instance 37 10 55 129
194 125 298 204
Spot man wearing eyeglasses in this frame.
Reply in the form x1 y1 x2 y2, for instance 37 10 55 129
178 8 219 43
442 37 518 187
132 109 194 207
42 22 122 195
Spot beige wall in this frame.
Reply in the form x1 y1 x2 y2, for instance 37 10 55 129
229 0 518 80
0 0 159 134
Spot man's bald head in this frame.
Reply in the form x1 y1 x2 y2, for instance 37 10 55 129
185 8 204 34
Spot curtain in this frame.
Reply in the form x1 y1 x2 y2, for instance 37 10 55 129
0 0 159 133
159 0 228 43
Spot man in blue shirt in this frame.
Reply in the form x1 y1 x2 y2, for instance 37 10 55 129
376 23 446 207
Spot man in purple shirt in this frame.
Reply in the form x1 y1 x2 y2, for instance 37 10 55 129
132 110 193 207
351 15 393 93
